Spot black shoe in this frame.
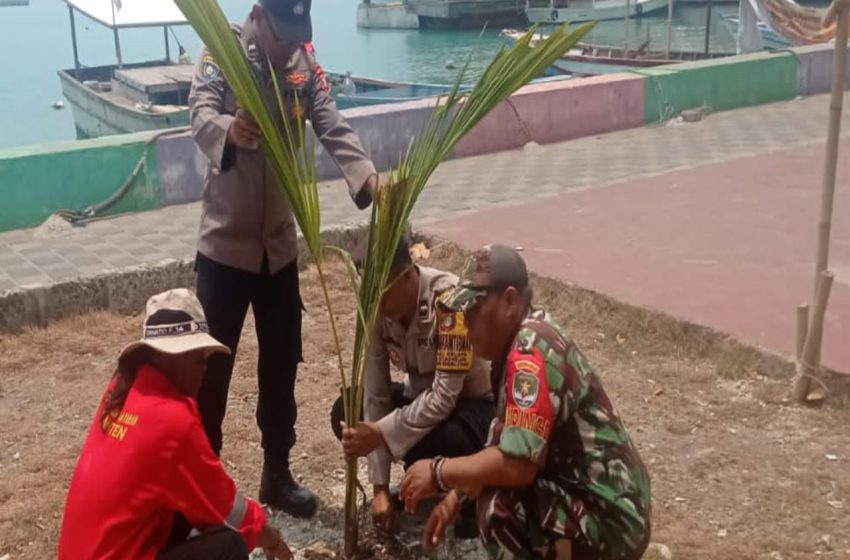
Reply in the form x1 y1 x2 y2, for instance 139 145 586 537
259 462 318 519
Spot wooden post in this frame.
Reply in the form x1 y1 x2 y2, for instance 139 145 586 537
704 0 713 55
796 304 809 360
814 0 849 289
625 0 631 54
794 273 834 401
792 0 849 402
114 27 124 68
68 5 81 80
793 0 850 403
111 0 123 68
164 26 171 62
666 0 673 58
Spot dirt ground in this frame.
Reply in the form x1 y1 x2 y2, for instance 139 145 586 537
1 243 850 559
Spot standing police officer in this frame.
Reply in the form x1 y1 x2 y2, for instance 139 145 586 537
188 0 378 518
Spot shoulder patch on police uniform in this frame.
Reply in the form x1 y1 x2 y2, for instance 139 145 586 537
435 291 473 372
201 55 220 83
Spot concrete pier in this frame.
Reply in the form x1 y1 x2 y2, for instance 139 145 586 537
356 2 420 29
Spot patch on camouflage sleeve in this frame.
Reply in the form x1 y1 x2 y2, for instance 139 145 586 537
435 292 473 372
512 358 541 408
504 346 553 441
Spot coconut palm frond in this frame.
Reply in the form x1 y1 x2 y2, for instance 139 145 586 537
338 23 594 556
346 21 595 426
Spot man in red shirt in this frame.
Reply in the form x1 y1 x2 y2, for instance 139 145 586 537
59 289 291 560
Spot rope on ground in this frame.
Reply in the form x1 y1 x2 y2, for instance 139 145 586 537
51 127 190 227
796 357 831 396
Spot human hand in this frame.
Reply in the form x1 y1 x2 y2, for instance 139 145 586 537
258 525 292 560
423 491 462 550
340 421 383 458
400 459 439 514
227 108 261 150
371 485 396 530
364 173 379 201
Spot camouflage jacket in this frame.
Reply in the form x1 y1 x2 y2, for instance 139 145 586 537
488 307 651 551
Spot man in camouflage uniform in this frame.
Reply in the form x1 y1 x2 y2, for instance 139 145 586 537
401 245 651 560
330 236 493 535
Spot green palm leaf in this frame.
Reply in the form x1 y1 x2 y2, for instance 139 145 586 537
346 21 595 439
173 1 592 553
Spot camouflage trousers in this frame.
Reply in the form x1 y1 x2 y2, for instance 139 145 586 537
476 486 649 560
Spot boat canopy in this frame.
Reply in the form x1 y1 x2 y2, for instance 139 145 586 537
64 0 188 28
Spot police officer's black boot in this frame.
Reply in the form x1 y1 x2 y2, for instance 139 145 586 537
259 454 318 519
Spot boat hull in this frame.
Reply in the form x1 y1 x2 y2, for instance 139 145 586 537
329 73 459 109
328 72 570 109
501 30 733 76
527 0 669 23
406 0 525 27
719 14 793 49
58 68 189 139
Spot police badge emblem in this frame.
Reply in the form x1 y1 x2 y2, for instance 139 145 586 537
201 55 220 83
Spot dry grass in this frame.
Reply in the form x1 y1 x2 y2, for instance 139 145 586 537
2 246 850 559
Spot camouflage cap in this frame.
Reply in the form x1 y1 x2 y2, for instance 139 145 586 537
441 244 528 311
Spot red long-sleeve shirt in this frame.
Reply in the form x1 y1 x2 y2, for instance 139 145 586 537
59 365 266 559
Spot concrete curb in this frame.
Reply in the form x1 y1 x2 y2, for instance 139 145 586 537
0 224 369 332
7 224 846 387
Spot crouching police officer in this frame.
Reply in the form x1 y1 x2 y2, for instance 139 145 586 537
330 236 494 535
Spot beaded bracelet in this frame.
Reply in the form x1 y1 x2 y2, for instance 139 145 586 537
432 455 450 493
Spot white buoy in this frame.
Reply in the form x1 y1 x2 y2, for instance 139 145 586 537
53 100 65 110
445 59 456 70
341 71 356 97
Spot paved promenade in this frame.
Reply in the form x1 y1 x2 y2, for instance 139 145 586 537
2 93 849 370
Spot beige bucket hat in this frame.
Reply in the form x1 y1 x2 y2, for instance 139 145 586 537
118 289 230 359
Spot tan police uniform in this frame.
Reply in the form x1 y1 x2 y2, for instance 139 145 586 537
188 19 376 274
364 266 493 486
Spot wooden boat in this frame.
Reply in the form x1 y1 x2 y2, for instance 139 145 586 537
403 0 525 28
501 29 734 76
58 0 192 138
328 73 464 110
718 13 793 49
58 63 193 139
525 0 669 24
56 1 567 138
328 71 572 109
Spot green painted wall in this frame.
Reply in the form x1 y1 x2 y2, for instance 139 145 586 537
0 134 160 232
638 52 799 124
